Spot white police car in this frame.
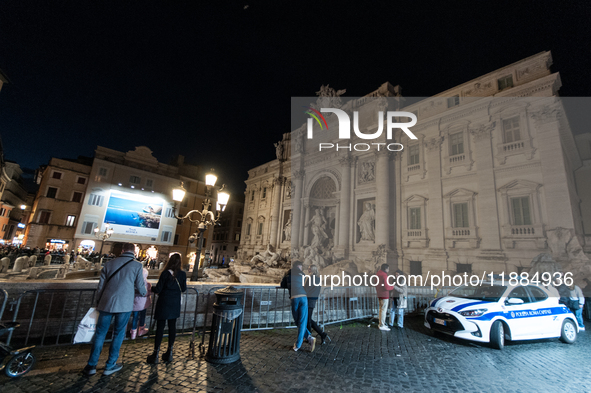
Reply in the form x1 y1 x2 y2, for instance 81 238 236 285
424 283 578 349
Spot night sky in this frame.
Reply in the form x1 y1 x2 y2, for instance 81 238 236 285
1 1 590 195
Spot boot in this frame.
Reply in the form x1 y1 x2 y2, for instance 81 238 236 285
138 326 149 337
162 346 173 362
130 329 137 340
147 349 160 364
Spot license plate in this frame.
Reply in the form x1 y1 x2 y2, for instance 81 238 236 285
434 318 446 326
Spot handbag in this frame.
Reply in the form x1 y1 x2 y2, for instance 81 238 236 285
73 307 100 344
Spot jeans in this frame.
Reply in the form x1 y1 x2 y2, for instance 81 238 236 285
290 297 310 348
131 310 147 330
389 307 404 328
574 307 585 328
88 311 132 369
307 306 324 337
378 299 389 327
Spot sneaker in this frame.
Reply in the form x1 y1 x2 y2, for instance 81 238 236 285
579 326 585 331
103 363 123 376
308 336 316 352
379 325 391 331
292 344 300 352
82 365 96 376
138 326 149 336
130 329 137 339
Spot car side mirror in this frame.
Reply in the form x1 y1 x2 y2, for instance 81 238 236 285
506 298 524 305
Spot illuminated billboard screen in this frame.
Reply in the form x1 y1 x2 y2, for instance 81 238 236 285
104 191 164 237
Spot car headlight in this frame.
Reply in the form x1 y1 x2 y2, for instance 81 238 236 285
459 309 488 317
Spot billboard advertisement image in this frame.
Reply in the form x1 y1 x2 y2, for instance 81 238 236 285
104 191 164 238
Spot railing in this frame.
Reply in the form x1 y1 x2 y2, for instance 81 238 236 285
3 287 200 347
449 154 465 163
407 164 421 172
406 229 423 237
501 140 525 152
1 284 455 348
511 225 536 235
0 288 7 321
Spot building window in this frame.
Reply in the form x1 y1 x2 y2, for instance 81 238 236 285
453 203 469 228
46 187 58 198
409 207 421 230
146 179 153 188
81 221 97 234
239 208 243 215
258 222 263 235
98 167 108 177
1 224 6 231
38 211 51 224
174 234 179 245
72 192 83 203
0 208 5 216
250 190 255 201
234 246 238 252
502 117 521 143
410 261 422 276
165 208 175 218
129 175 141 185
223 245 227 251
237 220 242 228
447 95 459 108
262 187 267 199
52 171 62 180
449 132 464 156
88 194 104 207
235 233 240 241
408 145 420 165
246 223 251 236
457 264 472 274
511 197 532 226
161 231 172 242
66 215 76 227
497 75 513 91
77 177 87 185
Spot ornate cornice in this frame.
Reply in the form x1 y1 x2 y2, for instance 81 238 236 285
469 122 496 142
531 106 562 124
425 136 444 152
338 156 357 166
293 170 305 180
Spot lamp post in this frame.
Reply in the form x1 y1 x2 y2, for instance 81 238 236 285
94 223 114 257
172 169 230 282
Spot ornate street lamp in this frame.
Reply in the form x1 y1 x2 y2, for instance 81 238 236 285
172 169 230 282
94 223 114 256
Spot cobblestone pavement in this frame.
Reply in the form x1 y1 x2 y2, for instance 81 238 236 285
1 316 589 393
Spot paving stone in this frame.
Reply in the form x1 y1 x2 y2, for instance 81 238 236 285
0 316 589 391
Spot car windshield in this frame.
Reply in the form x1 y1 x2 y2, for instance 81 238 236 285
448 284 507 302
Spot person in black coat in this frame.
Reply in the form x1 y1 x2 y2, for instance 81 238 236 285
147 253 187 364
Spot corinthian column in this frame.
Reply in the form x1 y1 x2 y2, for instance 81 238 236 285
375 150 390 247
291 169 305 249
269 176 284 247
337 155 355 256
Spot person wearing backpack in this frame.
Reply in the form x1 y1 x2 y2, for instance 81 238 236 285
147 253 187 363
83 243 146 377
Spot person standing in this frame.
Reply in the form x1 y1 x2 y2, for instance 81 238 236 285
83 243 146 376
390 270 408 328
375 264 393 331
130 268 152 339
280 260 314 351
306 265 330 344
147 253 187 363
568 283 585 331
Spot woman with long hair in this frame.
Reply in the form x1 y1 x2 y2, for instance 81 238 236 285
306 265 331 345
147 253 187 364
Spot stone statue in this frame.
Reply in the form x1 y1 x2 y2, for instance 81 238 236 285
359 162 375 183
306 208 328 248
283 212 292 241
358 202 375 242
274 141 284 161
250 244 280 267
311 85 346 111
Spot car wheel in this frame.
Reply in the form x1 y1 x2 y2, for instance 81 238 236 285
490 321 504 350
560 319 577 344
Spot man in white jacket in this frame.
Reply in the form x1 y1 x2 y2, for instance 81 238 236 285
390 270 408 328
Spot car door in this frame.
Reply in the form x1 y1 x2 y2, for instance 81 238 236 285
525 285 557 337
504 286 535 339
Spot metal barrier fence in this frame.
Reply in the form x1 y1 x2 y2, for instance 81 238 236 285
0 288 7 321
1 284 455 348
3 288 200 347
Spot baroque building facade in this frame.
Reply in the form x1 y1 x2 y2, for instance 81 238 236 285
239 51 590 279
